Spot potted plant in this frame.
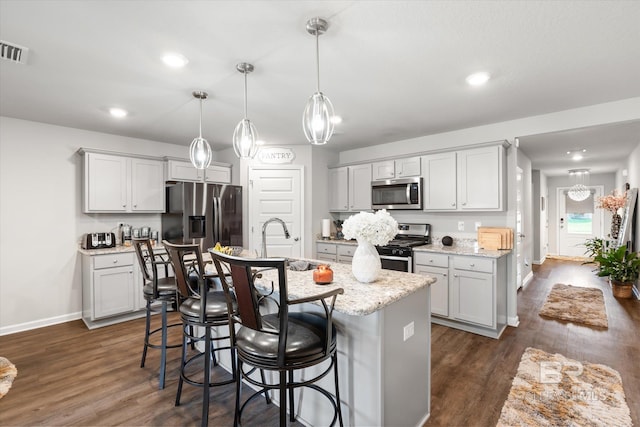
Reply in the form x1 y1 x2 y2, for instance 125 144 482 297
583 237 605 263
594 244 640 298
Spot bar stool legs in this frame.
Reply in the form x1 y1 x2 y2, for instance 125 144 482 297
140 299 180 390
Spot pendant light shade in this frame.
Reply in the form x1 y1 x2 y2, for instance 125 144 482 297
303 92 335 145
233 63 259 159
567 169 591 201
302 17 335 146
189 91 213 170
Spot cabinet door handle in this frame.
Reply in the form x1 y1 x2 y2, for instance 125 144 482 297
443 273 447 277
453 274 458 278
133 204 137 208
470 263 475 267
113 260 118 263
451 203 456 207
462 202 467 206
122 204 127 208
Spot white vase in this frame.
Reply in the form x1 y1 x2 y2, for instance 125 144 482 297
351 240 381 283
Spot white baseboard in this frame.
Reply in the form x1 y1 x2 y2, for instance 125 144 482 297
0 312 82 336
508 316 520 327
522 271 534 289
533 256 546 265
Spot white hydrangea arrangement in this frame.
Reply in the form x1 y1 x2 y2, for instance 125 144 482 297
341 209 398 246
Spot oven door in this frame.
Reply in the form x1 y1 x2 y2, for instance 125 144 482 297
379 255 412 273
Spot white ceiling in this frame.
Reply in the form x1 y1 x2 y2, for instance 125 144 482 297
1 1 639 175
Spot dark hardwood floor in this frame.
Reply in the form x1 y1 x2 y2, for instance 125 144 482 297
0 259 638 426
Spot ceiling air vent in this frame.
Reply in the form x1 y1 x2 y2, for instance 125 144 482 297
1 40 29 64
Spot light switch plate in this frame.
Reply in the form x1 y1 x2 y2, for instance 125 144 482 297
458 221 465 231
475 221 482 230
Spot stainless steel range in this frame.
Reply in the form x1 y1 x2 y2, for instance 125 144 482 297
377 223 431 273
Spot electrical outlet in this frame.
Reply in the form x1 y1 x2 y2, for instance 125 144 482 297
475 222 482 230
458 221 465 231
403 321 414 341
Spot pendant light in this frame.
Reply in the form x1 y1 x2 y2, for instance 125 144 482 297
302 17 335 145
189 91 213 170
233 62 259 159
567 169 591 201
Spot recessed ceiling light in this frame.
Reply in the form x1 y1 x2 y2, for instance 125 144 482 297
109 107 128 118
330 115 343 125
162 53 188 68
465 71 490 86
568 149 586 161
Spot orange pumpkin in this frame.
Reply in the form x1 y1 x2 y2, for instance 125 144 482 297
313 264 333 284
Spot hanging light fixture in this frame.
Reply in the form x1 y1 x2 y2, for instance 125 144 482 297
567 169 591 201
233 62 259 159
302 17 335 145
189 91 213 170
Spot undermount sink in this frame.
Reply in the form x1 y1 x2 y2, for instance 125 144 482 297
285 258 319 271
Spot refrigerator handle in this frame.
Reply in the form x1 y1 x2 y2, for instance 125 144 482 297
213 196 220 243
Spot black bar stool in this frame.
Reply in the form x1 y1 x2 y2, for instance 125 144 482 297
210 251 344 427
163 241 236 427
132 238 181 390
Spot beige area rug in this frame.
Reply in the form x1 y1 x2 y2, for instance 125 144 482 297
0 356 18 399
539 284 608 328
497 348 632 427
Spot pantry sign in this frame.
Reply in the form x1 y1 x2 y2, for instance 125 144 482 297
257 147 295 164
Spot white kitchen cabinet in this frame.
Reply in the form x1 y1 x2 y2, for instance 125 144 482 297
165 159 231 184
82 151 164 213
329 165 372 212
422 152 457 210
457 146 503 210
413 252 449 317
372 158 421 181
316 242 338 262
422 145 504 212
315 242 356 265
328 167 349 211
82 252 141 328
451 257 494 328
414 250 507 338
337 244 355 264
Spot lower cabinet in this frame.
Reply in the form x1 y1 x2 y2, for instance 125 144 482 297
82 251 145 329
414 251 507 339
315 242 356 265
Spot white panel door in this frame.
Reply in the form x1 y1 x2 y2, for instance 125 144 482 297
558 186 604 257
249 167 303 258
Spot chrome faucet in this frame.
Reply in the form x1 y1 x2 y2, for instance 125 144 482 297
261 217 291 257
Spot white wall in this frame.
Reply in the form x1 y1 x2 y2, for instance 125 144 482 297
517 151 533 282
532 170 549 263
0 117 191 333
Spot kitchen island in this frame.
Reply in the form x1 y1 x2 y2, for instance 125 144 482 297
224 260 436 427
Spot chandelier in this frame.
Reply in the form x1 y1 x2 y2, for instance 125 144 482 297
568 169 590 201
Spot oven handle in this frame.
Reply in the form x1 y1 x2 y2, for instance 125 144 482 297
379 255 413 273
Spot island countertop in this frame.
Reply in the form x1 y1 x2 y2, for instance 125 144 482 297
413 243 511 258
253 261 435 317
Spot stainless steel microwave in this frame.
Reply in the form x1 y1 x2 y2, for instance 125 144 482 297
371 177 422 210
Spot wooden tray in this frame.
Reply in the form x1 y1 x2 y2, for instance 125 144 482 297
477 227 513 250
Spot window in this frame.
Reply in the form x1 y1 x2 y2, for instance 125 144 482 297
565 193 594 234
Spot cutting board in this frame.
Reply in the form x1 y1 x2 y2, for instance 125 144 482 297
477 227 513 250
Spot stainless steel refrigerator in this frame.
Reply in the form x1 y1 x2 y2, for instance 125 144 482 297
161 182 243 251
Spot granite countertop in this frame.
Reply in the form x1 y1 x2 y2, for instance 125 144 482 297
316 239 358 246
253 261 435 316
78 243 164 255
413 244 511 258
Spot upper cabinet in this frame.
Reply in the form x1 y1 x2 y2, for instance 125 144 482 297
329 164 372 212
165 159 231 184
372 157 421 181
422 145 505 212
82 151 164 213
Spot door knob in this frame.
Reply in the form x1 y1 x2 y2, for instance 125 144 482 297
294 237 299 242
